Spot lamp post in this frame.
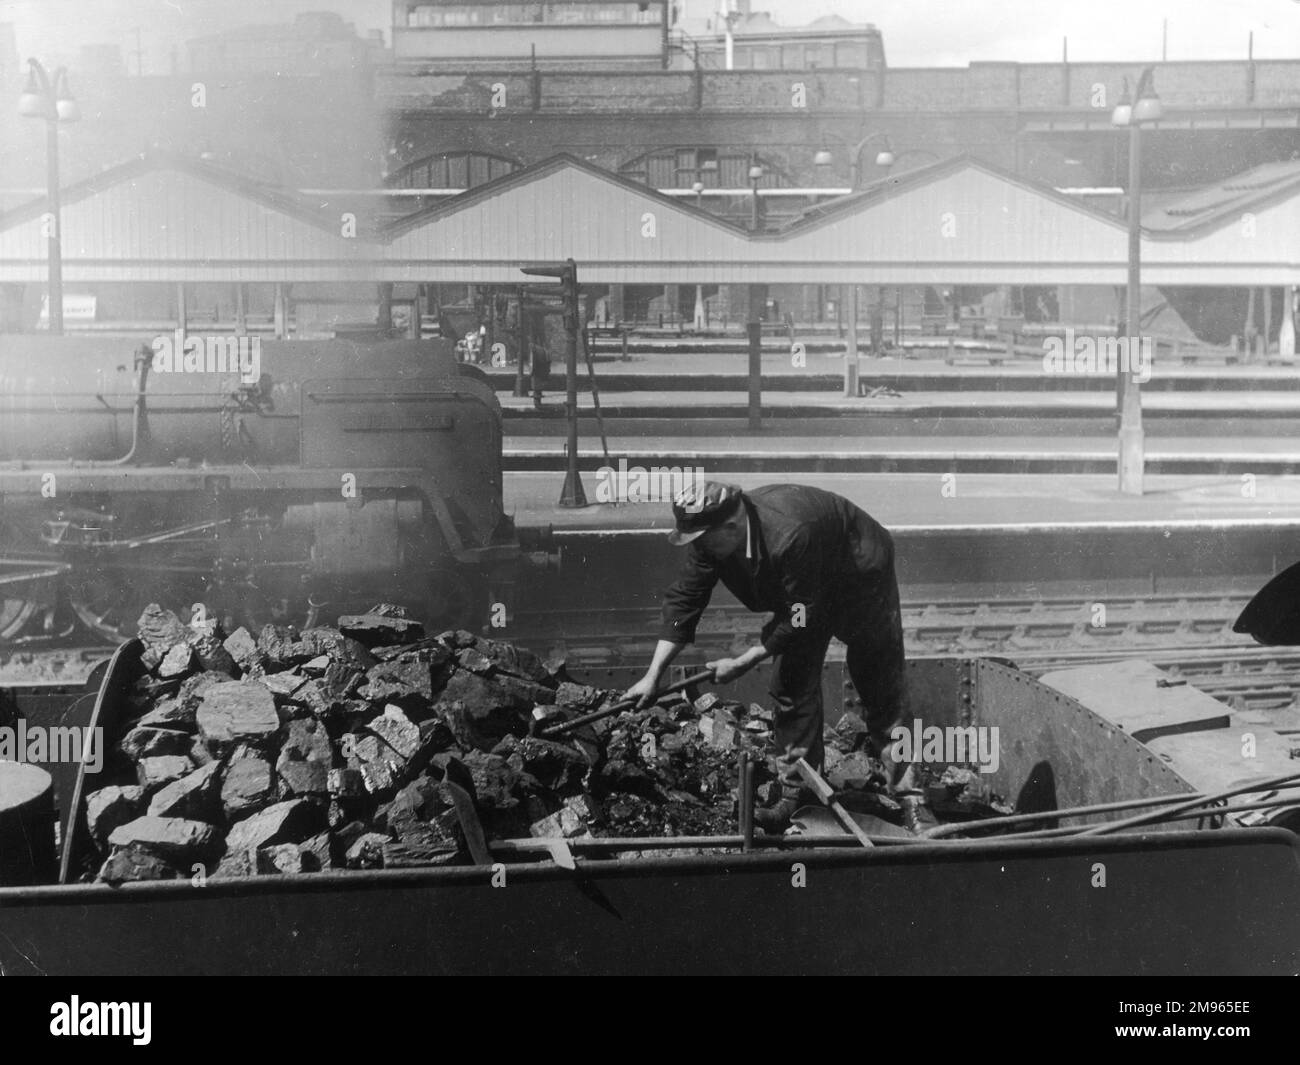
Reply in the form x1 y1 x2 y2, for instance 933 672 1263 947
872 147 943 354
814 131 893 192
691 180 707 329
19 59 79 336
747 162 764 231
814 135 924 390
1112 67 1162 496
746 163 765 428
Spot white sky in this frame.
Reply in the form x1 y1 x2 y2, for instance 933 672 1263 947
2 0 1299 73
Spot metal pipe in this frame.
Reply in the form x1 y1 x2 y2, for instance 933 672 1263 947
1119 107 1144 494
1 346 153 470
924 790 1214 839
1082 768 1300 837
924 783 1300 839
975 797 1300 843
747 318 762 430
558 261 586 507
513 287 527 397
490 832 925 853
739 751 754 852
45 112 63 336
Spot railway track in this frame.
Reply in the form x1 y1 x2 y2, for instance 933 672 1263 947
510 592 1256 661
505 592 1300 719
5 591 1295 720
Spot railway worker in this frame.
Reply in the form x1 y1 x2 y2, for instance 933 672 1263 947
624 481 907 832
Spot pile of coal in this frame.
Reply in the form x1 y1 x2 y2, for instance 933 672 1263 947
83 605 785 883
84 604 1012 882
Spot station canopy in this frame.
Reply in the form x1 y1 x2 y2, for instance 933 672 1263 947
0 150 1297 287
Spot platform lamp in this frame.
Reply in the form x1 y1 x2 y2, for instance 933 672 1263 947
691 181 707 329
745 163 766 428
1112 67 1162 496
813 132 895 394
747 162 764 230
19 59 79 336
872 146 943 356
813 130 892 193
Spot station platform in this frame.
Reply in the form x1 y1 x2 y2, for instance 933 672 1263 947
483 350 1300 393
502 433 1300 475
505 471 1300 536
498 389 1300 420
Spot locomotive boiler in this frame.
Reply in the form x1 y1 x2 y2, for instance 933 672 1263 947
0 334 545 643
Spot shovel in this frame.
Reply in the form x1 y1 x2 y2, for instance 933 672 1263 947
795 758 875 849
535 669 715 738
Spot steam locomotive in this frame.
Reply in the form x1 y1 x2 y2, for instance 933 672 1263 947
0 335 546 644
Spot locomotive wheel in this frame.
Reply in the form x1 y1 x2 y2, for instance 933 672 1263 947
0 597 38 640
67 569 204 643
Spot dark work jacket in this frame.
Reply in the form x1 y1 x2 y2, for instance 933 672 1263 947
657 484 895 656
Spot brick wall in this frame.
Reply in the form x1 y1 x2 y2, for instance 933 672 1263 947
701 71 864 111
540 73 695 112
379 59 1300 120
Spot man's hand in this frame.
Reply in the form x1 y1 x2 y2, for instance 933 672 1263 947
623 674 662 710
707 645 769 685
705 656 752 684
627 640 689 709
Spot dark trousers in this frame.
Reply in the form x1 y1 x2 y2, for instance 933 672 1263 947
766 565 907 791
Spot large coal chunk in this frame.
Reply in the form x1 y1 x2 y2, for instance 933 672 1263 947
358 648 451 709
375 777 448 835
455 635 551 684
299 627 375 670
278 718 335 768
107 816 220 863
460 750 532 810
275 718 335 800
186 617 238 676
221 757 277 822
138 696 196 732
501 736 590 793
338 608 426 648
257 625 373 671
382 811 463 867
223 799 325 854
436 671 544 751
85 785 147 845
196 680 280 757
147 761 223 821
136 755 194 794
135 604 191 669
97 843 184 882
120 725 192 761
529 794 601 838
223 626 266 674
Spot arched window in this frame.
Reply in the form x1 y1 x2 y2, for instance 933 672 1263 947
619 148 793 189
386 151 521 190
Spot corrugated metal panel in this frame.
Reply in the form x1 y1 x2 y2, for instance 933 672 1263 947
0 167 370 283
384 165 754 281
1 156 1298 286
771 169 1129 283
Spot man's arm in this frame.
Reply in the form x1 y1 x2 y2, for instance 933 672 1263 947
656 548 719 646
624 638 687 708
627 549 721 707
706 643 769 684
